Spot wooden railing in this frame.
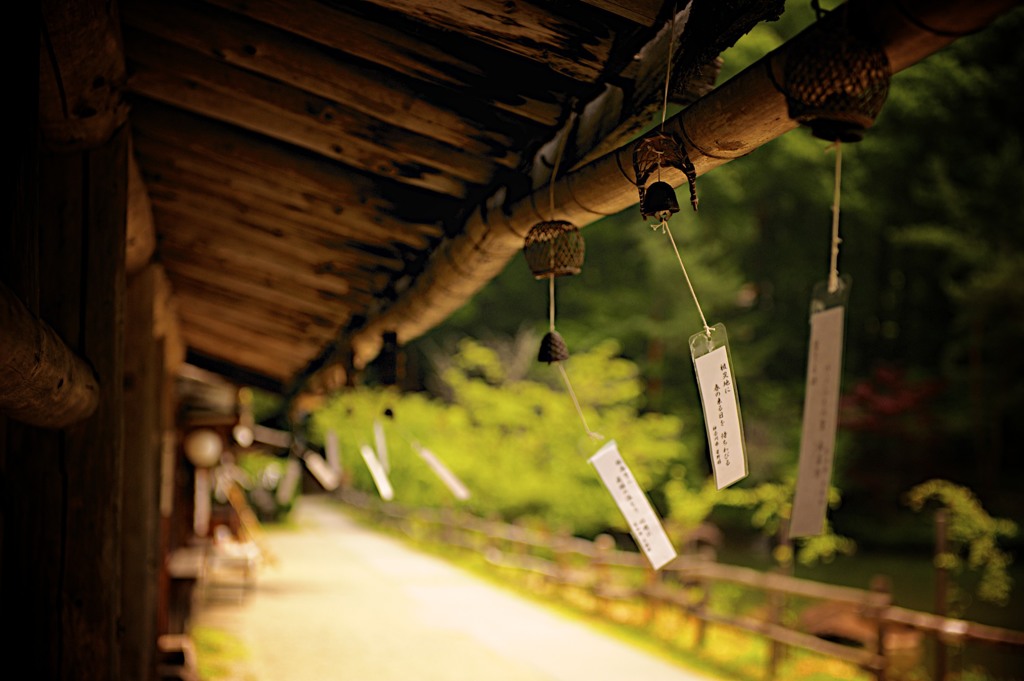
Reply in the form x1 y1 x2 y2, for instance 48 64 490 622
337 490 1024 681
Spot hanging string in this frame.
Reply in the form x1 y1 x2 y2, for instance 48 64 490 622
657 220 712 337
660 5 676 130
557 363 603 440
548 112 574 219
549 276 556 331
828 140 843 293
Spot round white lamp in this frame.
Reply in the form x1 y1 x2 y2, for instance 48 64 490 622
183 428 223 468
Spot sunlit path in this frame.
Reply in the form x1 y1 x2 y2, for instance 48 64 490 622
194 495 721 681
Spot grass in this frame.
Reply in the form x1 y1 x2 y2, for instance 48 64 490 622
191 625 254 681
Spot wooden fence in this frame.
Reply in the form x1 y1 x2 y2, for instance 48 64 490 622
337 490 1024 681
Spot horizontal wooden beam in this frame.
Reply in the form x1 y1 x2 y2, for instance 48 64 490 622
124 31 490 197
122 0 520 167
199 0 570 125
0 280 99 428
345 0 1020 367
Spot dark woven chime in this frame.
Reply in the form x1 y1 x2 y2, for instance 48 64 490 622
782 1 891 294
522 126 601 439
523 220 584 364
782 3 891 143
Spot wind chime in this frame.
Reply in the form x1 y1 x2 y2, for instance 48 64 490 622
633 7 749 491
783 0 890 538
522 127 601 440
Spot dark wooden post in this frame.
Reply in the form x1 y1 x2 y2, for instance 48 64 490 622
869 574 893 681
934 508 950 681
594 533 614 617
3 127 129 679
121 263 166 680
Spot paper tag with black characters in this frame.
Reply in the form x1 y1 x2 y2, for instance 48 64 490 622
589 440 677 570
413 442 470 501
325 429 341 474
360 443 394 501
690 323 748 489
791 278 850 537
373 419 389 473
303 451 339 491
276 457 303 505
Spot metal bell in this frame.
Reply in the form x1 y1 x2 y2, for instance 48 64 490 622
537 330 569 364
641 181 679 221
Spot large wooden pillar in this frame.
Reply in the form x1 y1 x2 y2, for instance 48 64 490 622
1 1 130 680
122 264 163 681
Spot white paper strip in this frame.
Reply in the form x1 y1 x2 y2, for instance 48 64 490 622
373 419 389 473
276 457 303 505
325 429 341 473
303 451 340 491
693 346 748 489
194 468 212 537
791 306 846 537
360 443 394 501
413 443 470 501
588 440 677 570
252 425 293 449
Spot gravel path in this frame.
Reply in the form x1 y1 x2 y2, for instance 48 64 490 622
192 495 721 681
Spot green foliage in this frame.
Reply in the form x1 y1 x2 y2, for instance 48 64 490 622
904 479 1018 607
311 338 705 538
713 480 856 567
232 451 296 521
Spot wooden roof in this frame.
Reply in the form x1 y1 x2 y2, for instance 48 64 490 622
113 0 785 393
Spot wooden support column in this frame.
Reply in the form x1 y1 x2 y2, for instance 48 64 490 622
3 125 129 681
122 263 164 681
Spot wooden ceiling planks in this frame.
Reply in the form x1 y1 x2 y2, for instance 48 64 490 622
121 0 521 168
125 32 485 196
354 0 619 82
175 292 338 346
118 0 801 393
199 0 571 126
129 101 448 246
134 143 416 257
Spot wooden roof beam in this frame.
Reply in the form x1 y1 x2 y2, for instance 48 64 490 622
0 280 100 428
